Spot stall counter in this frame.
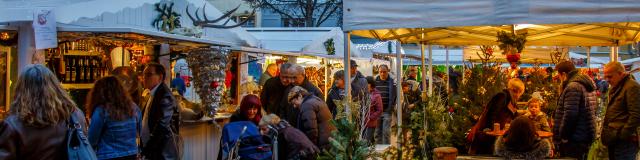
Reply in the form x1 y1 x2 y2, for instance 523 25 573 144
180 113 232 160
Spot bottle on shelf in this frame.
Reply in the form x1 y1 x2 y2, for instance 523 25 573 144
75 56 81 83
88 56 94 82
69 56 75 83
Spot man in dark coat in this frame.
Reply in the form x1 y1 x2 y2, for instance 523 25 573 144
552 61 597 160
280 64 323 125
602 61 640 160
288 86 335 150
349 60 370 99
374 64 396 144
141 63 181 160
261 63 293 115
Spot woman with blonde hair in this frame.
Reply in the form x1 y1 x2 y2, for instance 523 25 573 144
469 78 526 154
0 64 88 159
287 86 334 150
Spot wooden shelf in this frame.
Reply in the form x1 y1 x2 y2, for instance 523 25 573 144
64 50 101 56
61 83 94 90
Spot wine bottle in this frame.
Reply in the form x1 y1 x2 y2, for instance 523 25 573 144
69 56 75 83
88 56 94 82
82 56 87 82
75 56 81 83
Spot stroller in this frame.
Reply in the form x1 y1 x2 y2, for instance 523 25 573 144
221 121 272 160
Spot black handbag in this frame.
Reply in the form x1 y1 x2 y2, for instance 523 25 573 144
66 113 98 160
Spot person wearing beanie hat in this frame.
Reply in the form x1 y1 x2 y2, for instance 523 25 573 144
553 61 597 160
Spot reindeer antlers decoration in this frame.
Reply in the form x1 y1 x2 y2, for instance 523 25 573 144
186 4 256 29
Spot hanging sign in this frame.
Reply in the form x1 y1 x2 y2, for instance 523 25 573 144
33 8 57 49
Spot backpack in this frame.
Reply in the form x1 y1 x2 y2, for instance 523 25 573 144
221 121 272 160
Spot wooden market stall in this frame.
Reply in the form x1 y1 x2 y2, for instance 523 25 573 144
0 25 16 119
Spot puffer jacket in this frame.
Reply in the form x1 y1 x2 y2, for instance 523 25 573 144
602 74 640 146
494 136 551 160
296 95 335 150
553 71 597 144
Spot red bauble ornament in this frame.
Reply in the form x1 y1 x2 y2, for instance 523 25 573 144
448 107 454 113
506 53 521 63
210 81 219 88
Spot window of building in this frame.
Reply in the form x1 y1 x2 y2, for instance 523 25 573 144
231 15 256 27
282 18 308 27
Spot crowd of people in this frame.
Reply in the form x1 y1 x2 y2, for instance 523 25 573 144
0 58 636 160
0 63 181 160
246 60 452 159
469 61 640 160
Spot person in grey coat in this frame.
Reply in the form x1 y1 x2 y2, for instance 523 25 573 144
288 86 335 150
553 61 597 160
602 61 640 160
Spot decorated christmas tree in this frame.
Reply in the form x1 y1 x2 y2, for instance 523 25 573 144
451 63 508 153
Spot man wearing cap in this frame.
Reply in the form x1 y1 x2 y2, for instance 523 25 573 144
553 61 597 160
349 60 370 100
602 61 640 160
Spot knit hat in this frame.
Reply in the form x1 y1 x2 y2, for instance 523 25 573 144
555 61 576 74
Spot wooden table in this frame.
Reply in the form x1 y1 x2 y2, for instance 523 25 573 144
485 130 553 138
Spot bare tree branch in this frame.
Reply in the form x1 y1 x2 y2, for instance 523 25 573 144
316 1 340 27
245 0 342 27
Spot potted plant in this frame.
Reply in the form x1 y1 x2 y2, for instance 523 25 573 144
496 31 527 65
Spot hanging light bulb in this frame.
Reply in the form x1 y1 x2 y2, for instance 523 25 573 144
0 32 10 40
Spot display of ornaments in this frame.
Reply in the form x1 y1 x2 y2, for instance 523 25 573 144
187 47 229 117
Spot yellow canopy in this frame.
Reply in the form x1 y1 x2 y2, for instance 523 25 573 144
351 23 640 46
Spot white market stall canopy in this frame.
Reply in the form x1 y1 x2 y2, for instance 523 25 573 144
1 0 259 47
344 0 640 46
301 28 363 57
247 27 363 57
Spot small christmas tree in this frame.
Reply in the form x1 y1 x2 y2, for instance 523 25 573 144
319 93 374 160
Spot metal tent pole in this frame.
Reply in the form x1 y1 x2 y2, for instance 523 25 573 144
420 42 427 99
586 47 591 68
428 45 433 95
395 41 403 159
446 46 450 93
610 46 619 62
343 32 351 115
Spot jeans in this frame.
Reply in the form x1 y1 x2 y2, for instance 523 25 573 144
608 140 639 160
364 127 376 144
375 112 391 144
559 142 591 160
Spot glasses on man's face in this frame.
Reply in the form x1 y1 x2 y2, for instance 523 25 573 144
143 72 158 78
282 76 296 80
